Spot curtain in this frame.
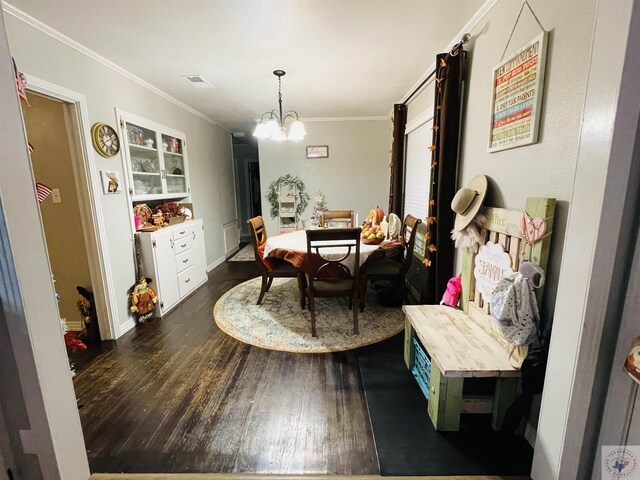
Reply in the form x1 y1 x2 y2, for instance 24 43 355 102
422 51 465 304
388 103 407 216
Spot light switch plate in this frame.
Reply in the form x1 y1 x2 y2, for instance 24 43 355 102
51 188 62 203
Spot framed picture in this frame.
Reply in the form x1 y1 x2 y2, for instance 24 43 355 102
306 145 329 158
101 170 122 194
488 31 548 152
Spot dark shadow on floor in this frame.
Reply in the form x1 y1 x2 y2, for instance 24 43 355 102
357 334 533 476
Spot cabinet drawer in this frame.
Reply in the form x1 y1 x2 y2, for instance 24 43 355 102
178 266 196 297
173 225 193 241
174 235 193 255
175 250 194 273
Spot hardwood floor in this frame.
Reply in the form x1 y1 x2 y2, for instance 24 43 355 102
91 475 529 479
74 261 379 475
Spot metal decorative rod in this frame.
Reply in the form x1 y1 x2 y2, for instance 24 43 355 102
402 34 471 105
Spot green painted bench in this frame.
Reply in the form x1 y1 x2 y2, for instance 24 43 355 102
404 197 555 431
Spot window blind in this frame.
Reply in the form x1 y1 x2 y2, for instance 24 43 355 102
403 119 433 222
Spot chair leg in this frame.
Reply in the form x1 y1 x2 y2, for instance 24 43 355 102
297 273 306 310
266 276 274 292
353 289 359 335
309 291 317 337
359 275 367 312
257 273 268 305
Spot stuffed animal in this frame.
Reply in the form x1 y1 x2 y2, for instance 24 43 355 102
130 277 157 324
441 275 462 307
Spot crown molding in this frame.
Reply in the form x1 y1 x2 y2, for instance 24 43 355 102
2 2 231 133
303 116 390 122
393 0 499 110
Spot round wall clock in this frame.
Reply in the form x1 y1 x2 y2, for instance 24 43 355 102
91 122 120 158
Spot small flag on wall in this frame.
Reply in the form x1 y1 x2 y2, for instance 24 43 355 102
12 58 29 104
35 182 52 203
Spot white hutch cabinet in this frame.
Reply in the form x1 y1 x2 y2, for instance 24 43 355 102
117 109 190 201
137 219 207 316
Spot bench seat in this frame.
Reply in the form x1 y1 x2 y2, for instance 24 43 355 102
403 305 520 378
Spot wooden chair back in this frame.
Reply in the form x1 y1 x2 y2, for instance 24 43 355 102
247 216 268 272
306 228 361 284
399 215 422 276
320 210 355 228
460 197 555 358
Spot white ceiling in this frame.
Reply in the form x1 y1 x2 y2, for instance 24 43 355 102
7 0 484 133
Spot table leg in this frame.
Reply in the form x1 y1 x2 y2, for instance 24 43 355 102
297 272 307 310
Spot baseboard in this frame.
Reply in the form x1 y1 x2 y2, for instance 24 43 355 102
524 421 537 447
118 317 136 337
225 246 239 258
207 255 226 273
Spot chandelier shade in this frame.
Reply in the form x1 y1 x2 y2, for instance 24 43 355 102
253 70 306 141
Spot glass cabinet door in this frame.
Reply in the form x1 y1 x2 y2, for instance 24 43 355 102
161 134 187 194
126 122 163 196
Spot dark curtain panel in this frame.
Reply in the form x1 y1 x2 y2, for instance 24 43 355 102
388 103 407 216
423 51 465 304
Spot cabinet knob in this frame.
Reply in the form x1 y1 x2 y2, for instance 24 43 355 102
185 278 190 283
179 230 186 235
183 259 188 263
181 243 187 248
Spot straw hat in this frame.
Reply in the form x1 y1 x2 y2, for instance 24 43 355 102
451 175 487 231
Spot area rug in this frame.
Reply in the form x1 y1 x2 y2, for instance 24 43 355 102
214 277 404 353
228 243 254 262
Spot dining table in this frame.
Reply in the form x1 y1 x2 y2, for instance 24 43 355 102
261 228 403 274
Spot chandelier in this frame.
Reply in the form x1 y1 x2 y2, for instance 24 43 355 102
253 70 306 141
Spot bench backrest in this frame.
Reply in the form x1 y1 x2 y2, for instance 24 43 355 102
460 197 556 358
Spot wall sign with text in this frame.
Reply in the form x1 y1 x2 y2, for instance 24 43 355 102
488 32 548 152
474 241 514 301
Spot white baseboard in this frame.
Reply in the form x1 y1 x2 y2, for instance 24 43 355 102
524 421 537 447
225 246 239 258
118 317 136 337
207 254 226 273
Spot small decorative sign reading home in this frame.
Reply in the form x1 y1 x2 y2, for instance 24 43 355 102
306 145 329 159
488 32 548 152
474 241 513 301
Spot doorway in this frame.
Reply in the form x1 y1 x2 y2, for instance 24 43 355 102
22 93 97 349
232 136 261 241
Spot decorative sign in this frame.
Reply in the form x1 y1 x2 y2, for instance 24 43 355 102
488 32 548 152
474 241 514 301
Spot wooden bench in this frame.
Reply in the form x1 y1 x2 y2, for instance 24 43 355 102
403 197 555 431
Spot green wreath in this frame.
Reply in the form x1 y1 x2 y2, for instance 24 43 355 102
266 174 310 219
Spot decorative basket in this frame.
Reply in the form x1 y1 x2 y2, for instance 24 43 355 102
362 236 384 245
167 216 186 225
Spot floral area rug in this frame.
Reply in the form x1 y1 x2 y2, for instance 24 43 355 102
228 244 255 262
213 277 404 353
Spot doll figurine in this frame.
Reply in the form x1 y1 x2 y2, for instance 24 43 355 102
130 277 157 324
441 275 462 307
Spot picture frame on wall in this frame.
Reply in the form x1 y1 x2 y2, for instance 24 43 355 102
306 145 329 158
488 31 548 153
101 170 122 194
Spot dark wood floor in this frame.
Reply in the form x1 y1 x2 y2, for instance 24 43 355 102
73 261 379 475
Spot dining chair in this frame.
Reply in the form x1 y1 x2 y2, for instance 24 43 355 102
305 228 362 337
362 215 422 301
320 210 355 228
247 216 303 305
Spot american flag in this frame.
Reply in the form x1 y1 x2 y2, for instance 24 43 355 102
35 183 52 203
12 58 28 104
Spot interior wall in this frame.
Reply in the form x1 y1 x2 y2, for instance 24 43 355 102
22 93 92 331
258 120 390 234
4 13 236 337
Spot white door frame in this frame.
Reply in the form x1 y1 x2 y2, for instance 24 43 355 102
26 75 119 340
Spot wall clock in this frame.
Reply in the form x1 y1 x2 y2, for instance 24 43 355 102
91 122 120 158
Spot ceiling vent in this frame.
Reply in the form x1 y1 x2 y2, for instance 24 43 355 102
181 75 213 88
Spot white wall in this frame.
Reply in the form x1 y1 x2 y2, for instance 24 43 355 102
258 120 390 234
4 13 235 337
